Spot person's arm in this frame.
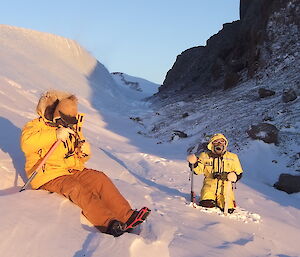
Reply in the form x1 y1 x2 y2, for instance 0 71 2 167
228 154 243 182
189 152 206 175
20 120 57 154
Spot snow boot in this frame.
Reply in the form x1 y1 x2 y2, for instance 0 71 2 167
219 208 235 214
228 208 235 214
124 207 151 231
106 220 126 237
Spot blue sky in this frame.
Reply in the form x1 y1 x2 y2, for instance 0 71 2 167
1 0 240 84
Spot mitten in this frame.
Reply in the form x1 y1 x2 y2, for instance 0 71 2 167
56 127 75 142
227 172 237 182
80 142 91 156
187 154 198 164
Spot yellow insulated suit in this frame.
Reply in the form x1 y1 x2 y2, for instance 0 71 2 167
20 90 135 229
193 140 243 209
20 113 88 189
20 113 133 228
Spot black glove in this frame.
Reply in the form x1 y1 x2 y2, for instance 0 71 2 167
189 162 198 170
189 163 198 175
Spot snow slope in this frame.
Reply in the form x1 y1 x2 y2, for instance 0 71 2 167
0 25 300 257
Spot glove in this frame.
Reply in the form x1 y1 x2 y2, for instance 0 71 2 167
56 127 75 142
187 154 198 164
227 172 237 182
80 142 91 156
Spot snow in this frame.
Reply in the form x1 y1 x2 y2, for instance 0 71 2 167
189 203 261 224
0 24 300 257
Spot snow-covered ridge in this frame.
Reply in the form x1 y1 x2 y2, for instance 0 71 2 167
0 24 98 107
0 24 96 75
0 25 157 119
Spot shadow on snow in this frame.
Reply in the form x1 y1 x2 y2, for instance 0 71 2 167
0 116 26 195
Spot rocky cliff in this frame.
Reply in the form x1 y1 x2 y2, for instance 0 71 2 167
156 0 299 99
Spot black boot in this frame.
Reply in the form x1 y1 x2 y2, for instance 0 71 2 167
218 208 235 214
228 208 235 214
106 220 125 237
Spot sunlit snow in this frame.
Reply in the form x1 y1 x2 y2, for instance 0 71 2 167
0 25 299 257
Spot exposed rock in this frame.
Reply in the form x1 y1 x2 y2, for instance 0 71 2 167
129 117 144 126
130 117 142 122
258 88 275 98
224 72 241 90
247 123 279 144
282 89 297 103
155 0 296 101
262 116 274 121
158 20 242 95
182 113 189 118
274 173 300 194
112 72 142 92
171 130 188 140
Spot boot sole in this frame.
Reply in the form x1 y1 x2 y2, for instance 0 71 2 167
125 207 151 230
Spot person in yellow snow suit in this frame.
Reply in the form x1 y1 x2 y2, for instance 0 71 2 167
20 90 150 237
187 133 243 213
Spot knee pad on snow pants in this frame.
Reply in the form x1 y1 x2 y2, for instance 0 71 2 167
199 199 216 208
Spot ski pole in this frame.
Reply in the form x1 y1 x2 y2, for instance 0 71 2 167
224 180 232 215
189 165 196 204
215 178 219 208
19 140 61 192
214 157 222 208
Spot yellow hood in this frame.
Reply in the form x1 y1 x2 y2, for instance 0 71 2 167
207 133 228 151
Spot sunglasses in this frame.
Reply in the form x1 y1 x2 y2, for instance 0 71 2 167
59 111 78 125
212 139 226 145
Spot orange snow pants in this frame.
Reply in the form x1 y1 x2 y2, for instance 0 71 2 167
40 168 134 230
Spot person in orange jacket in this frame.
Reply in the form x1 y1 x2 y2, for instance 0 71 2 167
20 90 150 236
187 133 243 213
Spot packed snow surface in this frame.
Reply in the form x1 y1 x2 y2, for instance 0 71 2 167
0 25 299 257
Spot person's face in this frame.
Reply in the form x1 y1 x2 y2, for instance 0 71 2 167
212 139 226 146
212 138 226 155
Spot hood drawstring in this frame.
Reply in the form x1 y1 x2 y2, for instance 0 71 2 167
214 156 226 207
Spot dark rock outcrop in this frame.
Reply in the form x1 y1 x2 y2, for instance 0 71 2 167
282 89 297 103
171 130 188 140
156 0 297 99
258 88 275 98
247 123 279 144
274 174 300 194
182 113 189 118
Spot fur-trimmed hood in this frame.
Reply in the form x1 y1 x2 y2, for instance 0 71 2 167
36 90 77 122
